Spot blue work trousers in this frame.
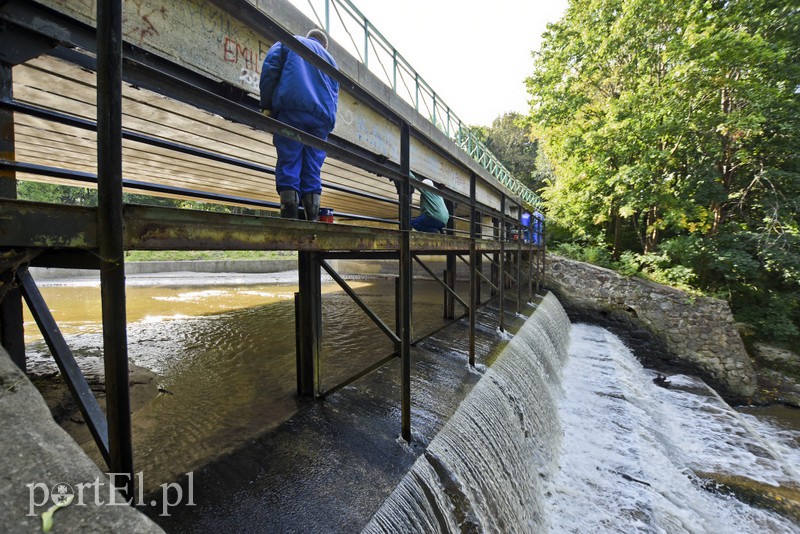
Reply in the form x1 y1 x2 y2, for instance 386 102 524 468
273 110 330 197
411 213 445 233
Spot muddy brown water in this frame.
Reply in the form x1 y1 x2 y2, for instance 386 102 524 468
24 274 528 532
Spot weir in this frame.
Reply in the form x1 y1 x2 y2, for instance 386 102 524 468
0 0 546 503
363 293 571 533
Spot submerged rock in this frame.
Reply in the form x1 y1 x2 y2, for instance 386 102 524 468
750 344 800 408
697 471 800 524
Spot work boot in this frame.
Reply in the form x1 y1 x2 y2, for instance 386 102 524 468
279 189 299 219
301 193 320 222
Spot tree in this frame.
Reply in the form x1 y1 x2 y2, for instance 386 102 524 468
527 0 800 342
471 112 541 191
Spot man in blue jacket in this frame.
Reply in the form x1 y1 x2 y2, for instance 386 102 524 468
260 29 339 221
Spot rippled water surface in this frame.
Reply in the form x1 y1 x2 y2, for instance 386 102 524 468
25 275 475 491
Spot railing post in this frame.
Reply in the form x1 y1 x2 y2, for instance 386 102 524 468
324 0 331 33
392 49 397 92
414 73 419 113
97 0 133 499
0 62 25 372
399 121 412 442
363 19 369 68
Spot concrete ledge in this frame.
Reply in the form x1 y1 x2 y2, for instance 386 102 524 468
0 349 165 533
30 259 297 280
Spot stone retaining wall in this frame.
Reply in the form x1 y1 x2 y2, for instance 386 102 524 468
544 255 757 401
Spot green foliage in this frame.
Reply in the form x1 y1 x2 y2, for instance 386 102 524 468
17 182 276 217
471 113 542 191
529 0 800 343
17 181 97 206
551 241 613 268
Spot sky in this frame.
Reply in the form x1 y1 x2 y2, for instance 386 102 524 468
289 0 570 127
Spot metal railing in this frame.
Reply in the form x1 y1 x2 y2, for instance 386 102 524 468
292 0 543 209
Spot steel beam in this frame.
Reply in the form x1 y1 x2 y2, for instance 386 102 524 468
296 252 322 397
17 268 110 464
468 173 477 367
399 121 412 442
320 259 400 346
96 0 133 500
0 61 24 371
0 199 510 255
457 255 499 293
412 255 468 311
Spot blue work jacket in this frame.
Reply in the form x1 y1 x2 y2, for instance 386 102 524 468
259 36 339 131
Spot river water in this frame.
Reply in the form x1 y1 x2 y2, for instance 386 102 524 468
544 323 800 533
365 295 800 533
25 272 470 494
24 272 800 532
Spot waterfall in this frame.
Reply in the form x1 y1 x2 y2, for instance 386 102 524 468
363 294 800 533
362 293 571 533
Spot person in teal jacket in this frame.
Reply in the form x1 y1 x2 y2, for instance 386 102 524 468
412 178 450 233
260 29 339 221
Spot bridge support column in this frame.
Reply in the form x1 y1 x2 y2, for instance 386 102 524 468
443 262 455 320
517 231 522 314
444 201 456 320
474 211 482 304
296 251 322 397
498 196 506 332
0 62 25 372
399 122 412 442
468 173 477 367
97 0 133 499
491 217 499 297
528 243 534 301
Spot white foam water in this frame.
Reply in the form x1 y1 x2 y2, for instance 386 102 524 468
363 297 800 533
363 293 571 533
543 323 799 533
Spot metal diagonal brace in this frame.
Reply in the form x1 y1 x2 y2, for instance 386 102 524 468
457 254 499 293
411 255 469 310
17 268 111 465
319 260 400 346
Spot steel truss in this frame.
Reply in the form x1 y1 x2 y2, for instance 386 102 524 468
0 0 547 500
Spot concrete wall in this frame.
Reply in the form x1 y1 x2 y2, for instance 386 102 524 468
29 259 297 280
544 255 757 401
0 349 164 533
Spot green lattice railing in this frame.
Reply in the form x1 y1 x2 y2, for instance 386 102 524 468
292 0 543 208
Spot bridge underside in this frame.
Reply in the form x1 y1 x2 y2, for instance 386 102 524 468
0 0 546 502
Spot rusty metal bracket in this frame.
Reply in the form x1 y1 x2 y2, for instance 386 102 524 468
17 267 111 465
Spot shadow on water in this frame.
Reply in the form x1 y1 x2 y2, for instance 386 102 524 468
26 274 534 532
140 281 533 533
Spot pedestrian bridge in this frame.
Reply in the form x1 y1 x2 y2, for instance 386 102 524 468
0 0 546 496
